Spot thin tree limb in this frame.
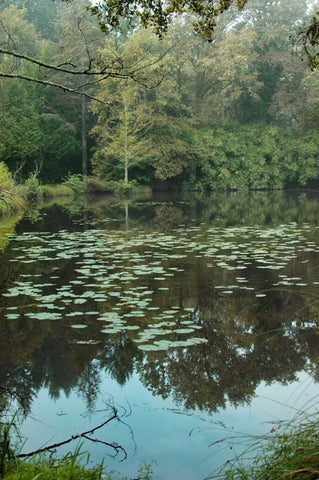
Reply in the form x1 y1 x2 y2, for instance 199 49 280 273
17 408 125 459
0 47 121 76
0 72 107 103
81 434 127 460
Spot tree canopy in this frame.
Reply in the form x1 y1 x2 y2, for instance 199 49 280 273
89 0 318 68
0 0 318 188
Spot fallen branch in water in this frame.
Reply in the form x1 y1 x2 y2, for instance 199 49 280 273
18 407 127 461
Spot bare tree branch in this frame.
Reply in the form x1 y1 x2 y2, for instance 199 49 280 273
0 72 108 103
0 47 122 76
17 408 127 460
0 45 168 100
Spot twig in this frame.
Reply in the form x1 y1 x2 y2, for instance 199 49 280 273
81 434 127 460
17 408 126 459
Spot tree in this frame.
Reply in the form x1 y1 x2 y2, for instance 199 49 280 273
0 5 45 170
0 0 155 102
91 28 195 184
91 31 164 183
49 0 106 175
293 10 319 70
91 76 153 183
90 0 318 67
167 20 262 125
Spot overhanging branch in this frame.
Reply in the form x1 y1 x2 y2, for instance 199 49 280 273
0 47 122 76
0 72 108 103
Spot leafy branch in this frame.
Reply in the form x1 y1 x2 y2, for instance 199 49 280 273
292 11 319 70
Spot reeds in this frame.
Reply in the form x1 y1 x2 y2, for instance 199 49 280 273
210 409 319 480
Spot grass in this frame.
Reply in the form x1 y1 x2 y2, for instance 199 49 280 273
4 410 318 480
3 451 106 480
0 193 26 217
0 414 153 480
211 409 319 480
40 184 75 198
0 162 26 217
2 454 154 480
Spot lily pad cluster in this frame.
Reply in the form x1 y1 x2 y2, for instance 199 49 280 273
1 221 318 351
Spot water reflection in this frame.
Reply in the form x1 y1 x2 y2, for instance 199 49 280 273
0 190 318 421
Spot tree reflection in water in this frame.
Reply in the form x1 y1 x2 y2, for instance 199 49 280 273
0 190 318 419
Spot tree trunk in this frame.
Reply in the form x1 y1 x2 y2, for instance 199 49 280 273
81 95 88 176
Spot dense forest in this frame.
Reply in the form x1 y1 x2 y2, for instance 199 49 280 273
0 0 318 191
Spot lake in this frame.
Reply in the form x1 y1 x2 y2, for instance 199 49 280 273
0 190 319 480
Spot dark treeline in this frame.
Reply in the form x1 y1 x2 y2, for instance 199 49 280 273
0 0 318 190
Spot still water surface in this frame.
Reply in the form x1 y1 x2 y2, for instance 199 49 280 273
0 190 319 479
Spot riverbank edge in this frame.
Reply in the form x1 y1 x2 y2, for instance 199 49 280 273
2 410 319 479
210 408 319 480
0 175 152 218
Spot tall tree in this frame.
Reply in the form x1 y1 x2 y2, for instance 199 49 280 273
91 31 162 182
91 28 194 184
0 5 44 172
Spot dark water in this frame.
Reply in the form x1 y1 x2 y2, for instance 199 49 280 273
0 190 319 479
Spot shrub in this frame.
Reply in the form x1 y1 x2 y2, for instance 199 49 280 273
83 176 114 194
0 162 15 193
0 162 25 215
40 184 75 198
23 173 42 200
62 174 85 194
112 180 138 195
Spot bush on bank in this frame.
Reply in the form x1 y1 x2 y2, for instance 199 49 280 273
0 162 26 216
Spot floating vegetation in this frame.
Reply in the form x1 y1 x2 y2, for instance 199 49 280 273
1 220 318 352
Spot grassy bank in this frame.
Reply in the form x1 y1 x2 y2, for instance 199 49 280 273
212 410 319 480
0 163 148 218
2 411 318 480
0 163 153 218
0 163 26 217
2 453 153 480
3 456 105 480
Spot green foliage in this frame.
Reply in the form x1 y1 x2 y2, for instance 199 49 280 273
190 124 319 191
62 175 116 195
213 411 319 480
83 176 114 194
40 184 75 198
0 0 318 190
0 163 15 193
0 163 25 216
22 174 42 200
0 80 44 165
62 174 85 194
90 0 247 40
112 179 139 195
136 461 154 480
294 11 319 71
3 454 106 480
0 413 20 478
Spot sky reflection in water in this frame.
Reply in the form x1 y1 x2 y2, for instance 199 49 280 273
0 190 319 479
21 372 318 480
